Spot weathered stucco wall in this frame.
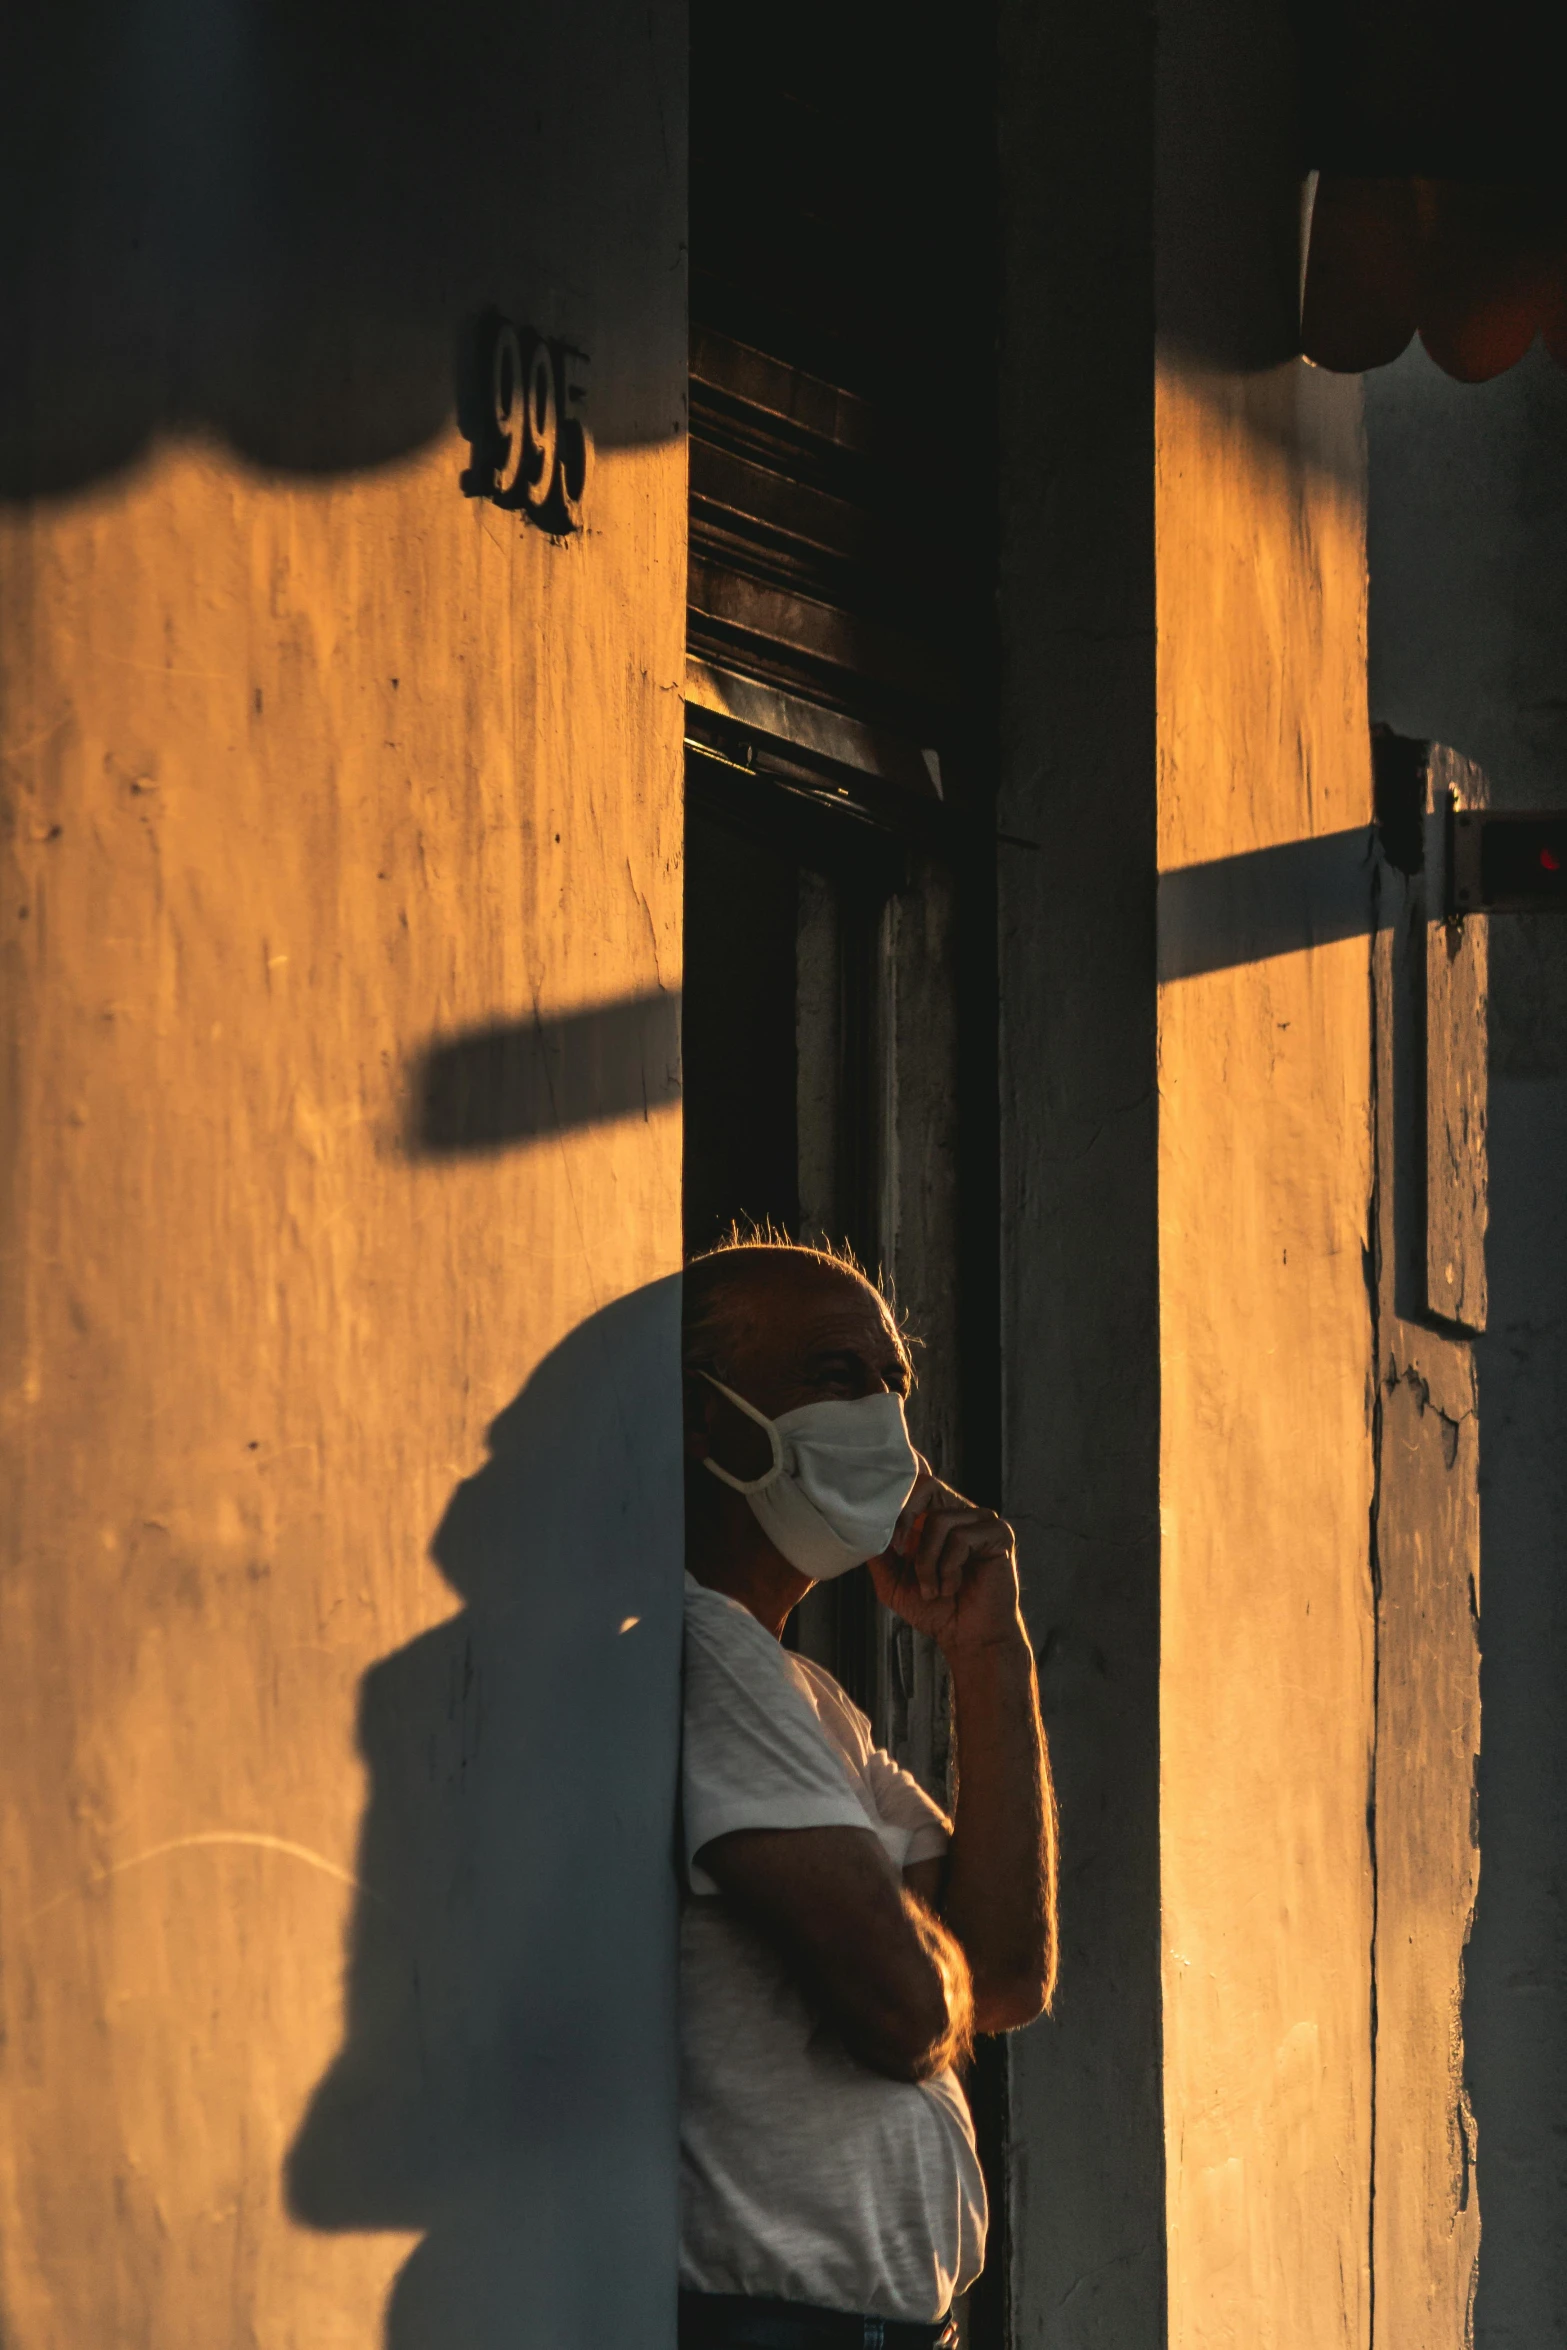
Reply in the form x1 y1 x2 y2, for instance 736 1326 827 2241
1365 745 1484 2350
1366 344 1567 2349
1155 355 1376 2350
999 4 1380 2344
0 27 687 2341
1000 0 1498 2325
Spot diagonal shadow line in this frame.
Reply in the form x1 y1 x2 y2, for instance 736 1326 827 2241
411 991 682 1155
1158 826 1379 982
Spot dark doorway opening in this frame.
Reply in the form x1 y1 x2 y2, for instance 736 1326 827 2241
683 5 1006 2338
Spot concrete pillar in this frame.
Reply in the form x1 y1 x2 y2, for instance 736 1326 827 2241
997 0 1163 2330
1153 375 1375 2350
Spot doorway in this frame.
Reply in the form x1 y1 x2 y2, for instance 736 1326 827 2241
683 0 1000 1767
682 4 1005 2331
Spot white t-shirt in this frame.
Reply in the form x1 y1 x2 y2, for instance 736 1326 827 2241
678 1573 987 2323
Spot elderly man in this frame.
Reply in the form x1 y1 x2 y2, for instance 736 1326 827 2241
678 1241 1057 2350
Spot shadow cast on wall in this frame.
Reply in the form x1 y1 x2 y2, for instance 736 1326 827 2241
1157 825 1377 981
412 994 682 1155
0 0 682 497
286 1275 684 2350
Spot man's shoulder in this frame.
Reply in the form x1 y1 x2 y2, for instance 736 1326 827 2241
682 1574 804 1717
683 1578 867 1737
683 1571 780 1664
679 1578 874 1872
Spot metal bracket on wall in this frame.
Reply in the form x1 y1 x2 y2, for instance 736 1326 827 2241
1427 766 1489 1333
1373 731 1490 1333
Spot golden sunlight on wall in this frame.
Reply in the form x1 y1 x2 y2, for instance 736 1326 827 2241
1156 359 1376 2350
0 410 684 2346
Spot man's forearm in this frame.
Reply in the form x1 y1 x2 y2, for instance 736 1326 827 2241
701 1824 976 2081
940 1625 1055 2030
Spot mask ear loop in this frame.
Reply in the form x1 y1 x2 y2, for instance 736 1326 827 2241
696 1372 785 1494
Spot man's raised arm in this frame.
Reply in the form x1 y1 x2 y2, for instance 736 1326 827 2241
873 1468 1057 2034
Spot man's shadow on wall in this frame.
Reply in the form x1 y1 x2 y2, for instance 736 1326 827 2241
286 1275 683 2350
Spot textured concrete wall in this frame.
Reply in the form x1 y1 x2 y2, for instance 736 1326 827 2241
0 15 687 2343
1366 345 1567 2349
1000 2 1379 2343
1365 750 1484 2350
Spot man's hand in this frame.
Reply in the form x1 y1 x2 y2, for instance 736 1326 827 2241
868 1460 1024 1657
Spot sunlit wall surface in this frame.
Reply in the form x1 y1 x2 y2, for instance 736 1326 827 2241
0 7 687 2343
1155 352 1376 2350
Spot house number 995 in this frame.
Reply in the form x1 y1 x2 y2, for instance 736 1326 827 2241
461 310 591 535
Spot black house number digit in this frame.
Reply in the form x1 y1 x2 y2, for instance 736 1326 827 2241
460 310 591 534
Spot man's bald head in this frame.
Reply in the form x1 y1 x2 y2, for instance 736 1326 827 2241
683 1243 913 1420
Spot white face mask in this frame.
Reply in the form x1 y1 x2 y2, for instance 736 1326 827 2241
698 1373 919 1581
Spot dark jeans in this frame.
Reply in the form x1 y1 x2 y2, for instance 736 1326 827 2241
677 2290 958 2350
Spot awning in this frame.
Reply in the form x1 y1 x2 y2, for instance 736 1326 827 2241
1293 0 1563 378
1301 177 1567 380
